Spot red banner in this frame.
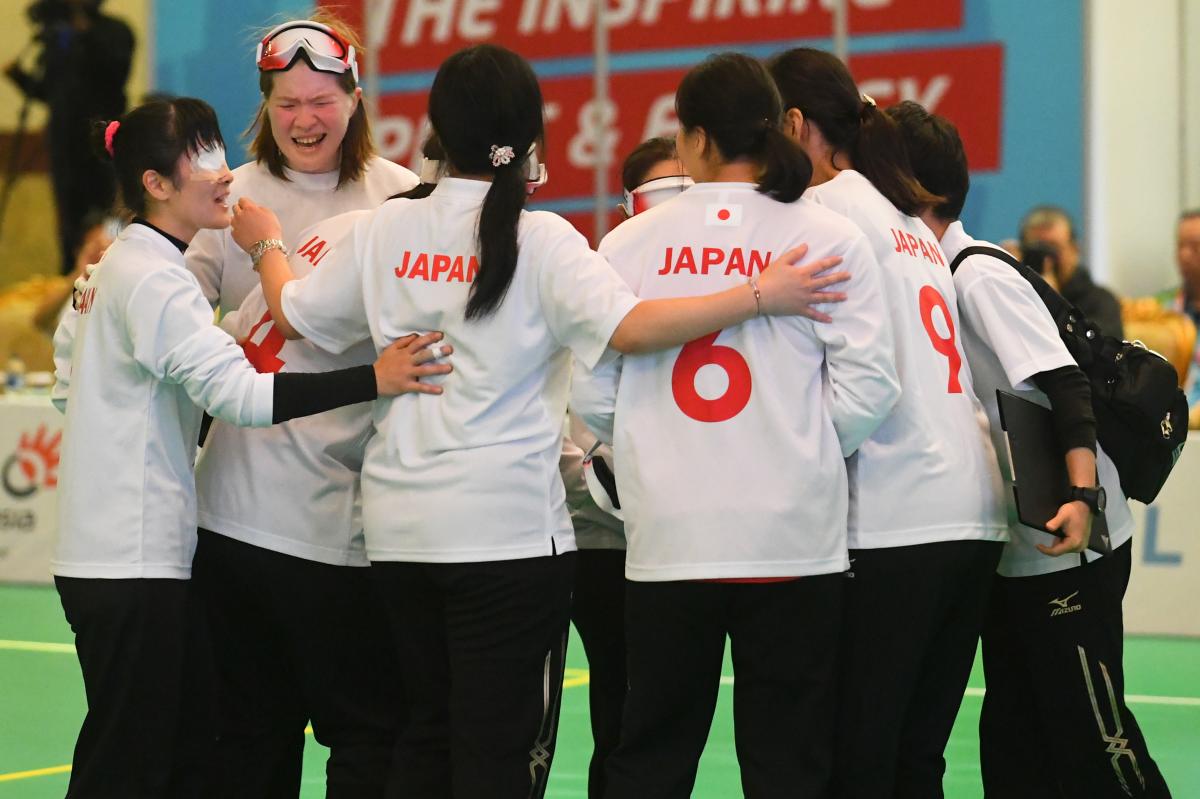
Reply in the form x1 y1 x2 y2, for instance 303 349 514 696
853 44 1003 172
375 42 1003 215
323 0 962 72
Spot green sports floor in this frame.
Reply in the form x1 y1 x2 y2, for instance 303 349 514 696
1 584 1197 798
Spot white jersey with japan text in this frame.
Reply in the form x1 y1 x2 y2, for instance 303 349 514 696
573 183 901 581
194 211 377 566
187 157 418 315
280 177 640 563
52 224 274 579
943 221 1134 578
805 170 1007 548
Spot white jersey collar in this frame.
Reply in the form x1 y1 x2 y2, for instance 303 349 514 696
939 220 972 261
283 166 341 191
120 221 188 265
431 176 493 201
683 181 758 193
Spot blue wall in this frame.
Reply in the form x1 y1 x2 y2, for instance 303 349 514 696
152 0 1083 245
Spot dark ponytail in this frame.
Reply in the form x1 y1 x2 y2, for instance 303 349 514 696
758 125 811 203
766 48 941 216
675 53 811 203
472 161 527 319
428 45 544 321
93 97 225 216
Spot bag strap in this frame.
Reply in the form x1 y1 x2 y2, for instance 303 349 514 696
947 243 1101 366
948 244 1021 275
948 244 1083 323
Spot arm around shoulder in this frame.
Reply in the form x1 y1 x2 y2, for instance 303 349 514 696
608 244 850 354
125 267 275 427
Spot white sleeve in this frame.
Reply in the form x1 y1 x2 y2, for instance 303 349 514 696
280 220 370 354
124 269 274 427
955 258 1075 388
570 355 622 445
812 235 902 456
51 307 78 414
185 227 228 309
534 218 640 370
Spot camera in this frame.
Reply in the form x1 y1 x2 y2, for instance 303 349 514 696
1021 242 1060 277
26 0 72 27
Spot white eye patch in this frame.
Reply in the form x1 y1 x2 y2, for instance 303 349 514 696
189 144 228 180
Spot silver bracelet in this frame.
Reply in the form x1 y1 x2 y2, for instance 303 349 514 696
250 238 287 271
749 276 762 316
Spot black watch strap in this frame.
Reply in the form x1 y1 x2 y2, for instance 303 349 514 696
1068 485 1106 514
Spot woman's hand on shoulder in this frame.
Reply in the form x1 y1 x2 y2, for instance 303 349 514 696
230 198 283 254
755 244 850 323
373 332 454 396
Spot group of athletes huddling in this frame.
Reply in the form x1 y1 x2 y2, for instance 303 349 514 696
50 9 1171 799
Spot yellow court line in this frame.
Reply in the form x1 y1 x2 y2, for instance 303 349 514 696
3 668 1197 785
0 639 75 654
563 667 591 689
0 667 593 784
0 764 71 783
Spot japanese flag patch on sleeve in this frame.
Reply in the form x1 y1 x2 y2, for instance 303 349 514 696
705 204 743 227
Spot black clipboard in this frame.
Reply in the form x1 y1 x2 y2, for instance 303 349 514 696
996 390 1112 555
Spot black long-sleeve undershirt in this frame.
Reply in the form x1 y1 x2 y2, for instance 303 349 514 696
271 365 378 424
198 359 378 446
1030 365 1096 454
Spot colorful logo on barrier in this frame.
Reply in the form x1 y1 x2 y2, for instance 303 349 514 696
2 425 61 499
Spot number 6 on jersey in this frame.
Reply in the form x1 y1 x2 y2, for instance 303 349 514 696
671 330 752 423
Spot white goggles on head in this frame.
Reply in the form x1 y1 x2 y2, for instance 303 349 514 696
418 145 549 196
256 21 359 84
418 157 444 184
523 150 548 196
622 174 693 216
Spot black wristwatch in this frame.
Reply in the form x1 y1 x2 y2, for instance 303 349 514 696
1068 485 1106 515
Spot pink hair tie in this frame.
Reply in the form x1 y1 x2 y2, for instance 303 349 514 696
103 120 120 157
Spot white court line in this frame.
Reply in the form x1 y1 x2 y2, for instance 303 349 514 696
3 639 1197 708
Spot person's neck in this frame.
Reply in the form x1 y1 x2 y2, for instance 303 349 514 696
806 148 848 188
1183 278 1200 307
922 211 951 241
143 210 196 246
286 154 340 175
701 160 759 184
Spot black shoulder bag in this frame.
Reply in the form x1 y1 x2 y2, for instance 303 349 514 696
949 245 1187 503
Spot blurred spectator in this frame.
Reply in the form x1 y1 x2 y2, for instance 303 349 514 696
4 0 134 274
32 210 119 334
1020 205 1124 338
1156 209 1200 421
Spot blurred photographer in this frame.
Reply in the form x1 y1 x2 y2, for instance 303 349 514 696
1020 205 1125 338
4 0 133 274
